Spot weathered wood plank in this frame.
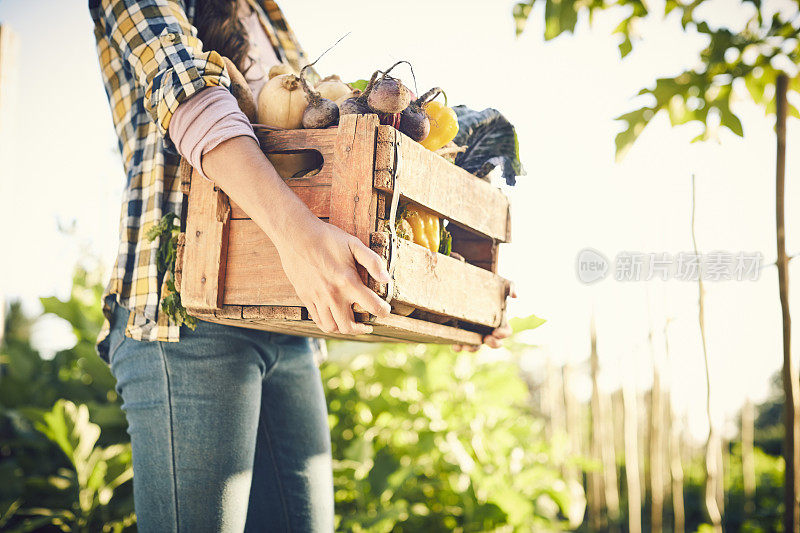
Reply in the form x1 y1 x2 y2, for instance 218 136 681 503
223 219 301 306
193 306 480 344
390 237 507 327
330 114 379 246
181 170 231 312
375 129 511 242
242 306 303 320
369 314 483 345
230 185 331 219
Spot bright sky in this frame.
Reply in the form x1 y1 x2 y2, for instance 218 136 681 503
0 0 798 442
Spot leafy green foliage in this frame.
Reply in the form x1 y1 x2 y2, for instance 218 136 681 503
146 213 196 329
452 106 525 186
512 0 800 159
323 315 576 532
0 269 135 532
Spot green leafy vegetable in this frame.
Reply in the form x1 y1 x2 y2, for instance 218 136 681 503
146 213 196 329
452 106 525 186
439 225 452 256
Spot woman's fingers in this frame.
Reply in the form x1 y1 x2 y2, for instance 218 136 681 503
484 335 502 349
313 303 338 334
492 322 513 339
349 237 390 283
330 298 373 335
348 279 391 318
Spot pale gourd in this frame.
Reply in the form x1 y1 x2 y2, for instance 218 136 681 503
257 74 308 129
315 75 352 103
268 63 296 80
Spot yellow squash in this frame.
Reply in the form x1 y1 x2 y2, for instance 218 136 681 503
402 205 440 253
420 101 459 151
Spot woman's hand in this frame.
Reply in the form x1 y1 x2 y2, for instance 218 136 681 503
453 284 517 352
276 216 392 335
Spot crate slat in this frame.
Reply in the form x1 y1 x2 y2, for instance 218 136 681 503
373 125 511 242
390 236 507 328
181 174 230 312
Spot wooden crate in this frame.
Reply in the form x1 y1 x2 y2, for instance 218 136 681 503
176 113 512 345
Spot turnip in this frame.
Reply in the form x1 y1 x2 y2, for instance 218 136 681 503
398 105 430 142
256 73 308 129
268 63 296 80
339 70 381 116
315 75 353 102
298 65 339 129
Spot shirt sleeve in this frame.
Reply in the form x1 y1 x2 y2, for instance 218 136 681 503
169 86 258 181
91 0 231 142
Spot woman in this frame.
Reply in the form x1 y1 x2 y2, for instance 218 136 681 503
89 0 512 531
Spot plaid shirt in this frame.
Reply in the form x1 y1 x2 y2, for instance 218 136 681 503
89 0 312 359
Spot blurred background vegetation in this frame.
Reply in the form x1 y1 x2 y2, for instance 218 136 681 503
0 268 790 531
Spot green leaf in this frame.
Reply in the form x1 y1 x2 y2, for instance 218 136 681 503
513 1 535 37
347 79 369 92
509 314 547 333
619 35 633 58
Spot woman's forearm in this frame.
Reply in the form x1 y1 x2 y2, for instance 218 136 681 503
201 135 318 249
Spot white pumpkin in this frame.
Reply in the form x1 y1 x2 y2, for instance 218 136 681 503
315 75 352 103
257 74 308 129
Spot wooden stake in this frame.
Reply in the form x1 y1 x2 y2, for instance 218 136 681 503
623 372 642 533
664 321 685 533
588 317 605 530
776 72 799 533
649 328 664 533
691 174 723 531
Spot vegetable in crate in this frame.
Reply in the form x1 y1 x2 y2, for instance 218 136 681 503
451 106 525 186
268 63 296 79
299 65 340 129
223 57 257 123
257 73 308 129
366 64 413 114
315 75 352 102
421 98 459 151
397 205 440 254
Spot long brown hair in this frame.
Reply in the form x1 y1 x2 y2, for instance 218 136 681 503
194 0 251 74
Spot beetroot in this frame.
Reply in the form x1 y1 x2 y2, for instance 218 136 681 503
299 65 339 129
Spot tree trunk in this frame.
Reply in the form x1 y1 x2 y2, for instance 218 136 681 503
742 398 756 517
776 72 799 533
691 174 723 531
664 322 685 533
623 374 642 533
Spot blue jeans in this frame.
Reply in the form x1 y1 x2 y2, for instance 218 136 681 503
106 302 334 532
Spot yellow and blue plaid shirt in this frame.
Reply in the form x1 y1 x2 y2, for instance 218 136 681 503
89 0 311 359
